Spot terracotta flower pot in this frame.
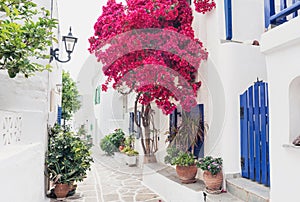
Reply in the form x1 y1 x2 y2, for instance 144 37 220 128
203 170 223 193
176 164 198 184
54 183 69 199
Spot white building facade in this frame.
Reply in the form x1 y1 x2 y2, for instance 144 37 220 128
0 0 63 201
74 0 300 201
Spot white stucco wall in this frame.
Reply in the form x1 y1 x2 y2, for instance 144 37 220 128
0 144 47 202
0 0 62 201
261 16 300 202
192 0 268 175
75 55 128 146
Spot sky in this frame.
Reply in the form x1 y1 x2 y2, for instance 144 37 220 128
57 0 105 80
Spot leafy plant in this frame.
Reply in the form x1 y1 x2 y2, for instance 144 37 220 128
164 146 180 164
0 0 58 78
121 146 139 156
100 129 125 155
124 134 135 148
172 152 196 166
197 156 223 175
125 149 139 156
171 111 205 153
46 129 93 184
164 146 195 166
109 128 125 148
62 71 81 127
100 135 116 156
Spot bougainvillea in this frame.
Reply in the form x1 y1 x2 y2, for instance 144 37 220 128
89 0 215 115
194 0 216 14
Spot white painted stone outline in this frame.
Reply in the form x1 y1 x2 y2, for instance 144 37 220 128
0 111 22 146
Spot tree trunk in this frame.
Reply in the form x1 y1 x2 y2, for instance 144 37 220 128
134 95 156 164
144 123 151 155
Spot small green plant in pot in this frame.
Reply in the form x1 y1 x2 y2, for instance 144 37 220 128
197 156 223 193
164 146 197 184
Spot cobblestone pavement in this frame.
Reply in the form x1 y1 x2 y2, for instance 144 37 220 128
51 147 164 202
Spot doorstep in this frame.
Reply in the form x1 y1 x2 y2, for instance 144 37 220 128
143 163 243 202
226 177 270 202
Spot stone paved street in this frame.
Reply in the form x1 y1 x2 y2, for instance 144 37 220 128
51 147 164 202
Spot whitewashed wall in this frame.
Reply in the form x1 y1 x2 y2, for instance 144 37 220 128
0 0 62 201
261 16 300 202
74 55 128 146
192 0 268 175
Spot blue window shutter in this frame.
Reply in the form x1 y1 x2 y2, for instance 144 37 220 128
224 0 232 40
57 106 62 125
129 112 134 133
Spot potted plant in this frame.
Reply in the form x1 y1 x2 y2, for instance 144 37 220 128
197 156 223 193
121 146 139 166
166 110 206 158
46 129 93 199
100 128 125 155
164 110 206 183
164 146 197 183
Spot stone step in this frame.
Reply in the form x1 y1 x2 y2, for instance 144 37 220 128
205 192 245 202
226 178 270 202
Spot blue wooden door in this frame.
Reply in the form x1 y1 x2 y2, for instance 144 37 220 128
240 81 270 186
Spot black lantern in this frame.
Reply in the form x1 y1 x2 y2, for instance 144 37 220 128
50 27 78 63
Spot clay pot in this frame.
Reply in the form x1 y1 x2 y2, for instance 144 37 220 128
203 170 223 192
176 164 198 183
54 183 69 199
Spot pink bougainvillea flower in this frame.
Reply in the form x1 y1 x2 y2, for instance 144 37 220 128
89 0 215 114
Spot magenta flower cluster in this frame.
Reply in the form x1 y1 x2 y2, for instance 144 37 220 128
89 0 215 114
197 156 223 175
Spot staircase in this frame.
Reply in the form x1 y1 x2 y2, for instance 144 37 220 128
225 177 270 202
205 176 270 202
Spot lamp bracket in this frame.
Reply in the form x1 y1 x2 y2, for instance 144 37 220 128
50 47 71 63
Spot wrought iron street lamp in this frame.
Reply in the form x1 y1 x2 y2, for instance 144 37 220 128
50 27 78 63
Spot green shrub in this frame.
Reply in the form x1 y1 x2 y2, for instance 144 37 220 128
100 129 125 155
109 128 125 148
100 135 116 155
46 130 93 184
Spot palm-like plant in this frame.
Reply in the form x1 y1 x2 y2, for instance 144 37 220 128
169 111 205 154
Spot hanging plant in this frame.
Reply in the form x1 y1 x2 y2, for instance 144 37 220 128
194 0 216 14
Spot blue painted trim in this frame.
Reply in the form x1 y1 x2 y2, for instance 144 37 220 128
270 2 300 24
280 0 288 22
240 92 249 178
248 87 255 180
265 0 276 28
266 83 270 186
293 0 299 17
224 0 232 40
129 112 134 133
254 83 261 183
57 106 62 125
260 83 268 185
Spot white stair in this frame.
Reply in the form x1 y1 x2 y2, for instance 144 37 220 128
226 178 270 202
